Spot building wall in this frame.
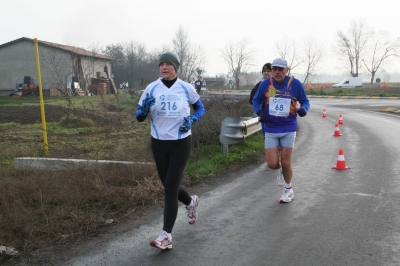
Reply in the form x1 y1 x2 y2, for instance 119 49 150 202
40 46 73 90
0 40 113 96
71 57 112 94
0 41 37 95
79 58 111 82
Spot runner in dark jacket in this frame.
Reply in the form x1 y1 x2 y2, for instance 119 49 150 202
249 62 272 105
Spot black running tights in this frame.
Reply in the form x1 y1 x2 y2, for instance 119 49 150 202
151 136 192 233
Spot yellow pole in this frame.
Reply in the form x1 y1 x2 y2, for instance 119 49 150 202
33 38 49 156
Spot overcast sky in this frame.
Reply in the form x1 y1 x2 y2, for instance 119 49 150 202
1 0 399 80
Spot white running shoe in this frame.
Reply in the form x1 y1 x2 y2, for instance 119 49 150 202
150 230 172 250
186 195 199 224
277 168 284 187
279 188 294 203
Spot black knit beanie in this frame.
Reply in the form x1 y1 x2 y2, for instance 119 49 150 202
262 63 272 73
159 52 180 71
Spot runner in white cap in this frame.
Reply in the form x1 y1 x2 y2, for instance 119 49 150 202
252 57 310 203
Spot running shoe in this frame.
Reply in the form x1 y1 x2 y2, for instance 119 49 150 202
150 230 172 250
186 195 199 224
277 168 285 187
279 188 294 203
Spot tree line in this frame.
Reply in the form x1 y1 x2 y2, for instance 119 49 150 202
102 19 399 90
102 26 206 90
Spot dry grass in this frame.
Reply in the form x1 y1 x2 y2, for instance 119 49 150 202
0 165 163 260
2 86 399 263
2 86 397 263
0 92 255 263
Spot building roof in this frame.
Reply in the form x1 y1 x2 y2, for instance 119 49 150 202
0 37 113 60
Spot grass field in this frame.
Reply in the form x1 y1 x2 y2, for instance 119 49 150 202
0 86 399 264
0 91 265 264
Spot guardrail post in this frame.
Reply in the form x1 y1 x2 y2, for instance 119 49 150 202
222 144 229 155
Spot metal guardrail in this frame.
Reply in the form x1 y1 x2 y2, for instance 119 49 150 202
219 117 262 155
200 93 248 100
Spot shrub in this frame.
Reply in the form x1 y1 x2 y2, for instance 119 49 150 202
191 97 253 149
58 115 94 128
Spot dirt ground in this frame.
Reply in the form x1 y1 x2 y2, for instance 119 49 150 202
4 149 265 266
0 104 266 265
4 94 396 265
0 105 116 126
57 156 266 266
0 105 68 124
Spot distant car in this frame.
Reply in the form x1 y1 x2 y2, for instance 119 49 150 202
332 77 362 88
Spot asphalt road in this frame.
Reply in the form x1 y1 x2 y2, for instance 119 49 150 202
63 98 400 266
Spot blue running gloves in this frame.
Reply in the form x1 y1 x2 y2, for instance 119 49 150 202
179 115 198 133
140 93 155 116
297 107 307 117
257 109 269 123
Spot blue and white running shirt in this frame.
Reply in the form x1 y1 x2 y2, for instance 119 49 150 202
138 78 200 140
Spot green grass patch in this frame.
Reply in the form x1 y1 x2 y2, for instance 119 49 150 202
305 87 400 97
187 133 264 182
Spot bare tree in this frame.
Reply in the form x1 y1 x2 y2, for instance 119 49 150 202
42 43 108 118
41 48 75 115
184 44 207 82
72 43 106 117
42 49 72 94
301 36 325 85
124 41 147 92
172 26 207 81
143 48 165 87
336 19 369 77
221 38 256 90
361 30 400 84
275 36 302 75
240 72 258 86
104 43 163 91
383 71 391 83
379 69 391 83
173 26 189 80
103 43 126 86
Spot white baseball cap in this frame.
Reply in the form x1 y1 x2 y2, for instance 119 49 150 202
271 58 288 68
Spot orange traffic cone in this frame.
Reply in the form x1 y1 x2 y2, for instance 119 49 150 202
322 109 327 118
332 149 350 170
338 114 344 124
333 123 342 136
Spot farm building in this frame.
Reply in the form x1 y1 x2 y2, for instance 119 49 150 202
0 37 115 97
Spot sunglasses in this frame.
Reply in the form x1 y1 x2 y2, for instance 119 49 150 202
263 69 271 72
272 67 285 71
